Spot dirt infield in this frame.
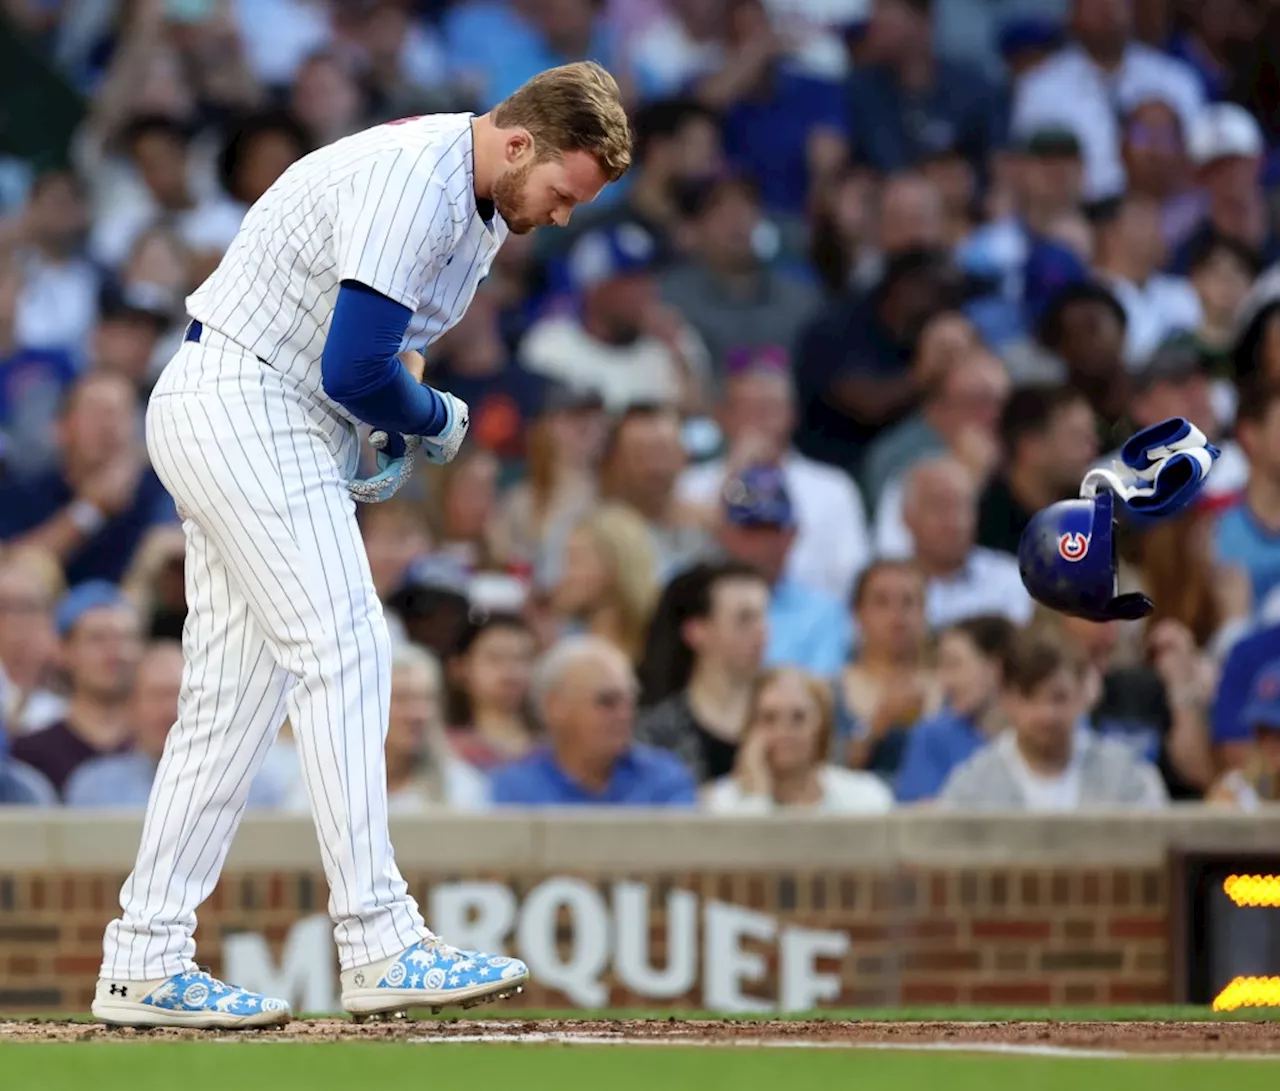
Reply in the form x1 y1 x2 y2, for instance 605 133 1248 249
3 1018 1280 1053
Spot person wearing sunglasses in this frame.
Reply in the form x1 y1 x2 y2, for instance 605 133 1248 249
490 635 696 806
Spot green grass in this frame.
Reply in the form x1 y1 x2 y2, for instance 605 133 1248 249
2 1042 1279 1091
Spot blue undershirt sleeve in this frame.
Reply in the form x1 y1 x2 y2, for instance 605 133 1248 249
320 280 446 437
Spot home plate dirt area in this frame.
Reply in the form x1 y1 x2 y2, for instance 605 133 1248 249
5 1019 1280 1053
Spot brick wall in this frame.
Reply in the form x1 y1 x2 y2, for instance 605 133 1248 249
0 862 1169 1013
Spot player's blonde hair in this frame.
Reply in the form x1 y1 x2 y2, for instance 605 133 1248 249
493 61 632 182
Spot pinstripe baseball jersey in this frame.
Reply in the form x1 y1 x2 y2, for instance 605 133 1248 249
187 112 507 425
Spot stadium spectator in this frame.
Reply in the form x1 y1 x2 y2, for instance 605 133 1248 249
520 224 712 413
1039 610 1215 799
793 248 968 475
625 0 729 101
978 385 1100 555
498 382 606 588
901 456 1033 628
0 548 62 735
1010 0 1203 202
0 756 57 806
413 447 511 591
11 582 141 796
874 172 949 264
863 310 983 493
1118 97 1200 254
837 559 941 776
383 643 489 813
844 0 1005 177
1035 280 1133 433
599 405 713 578
216 109 313 211
1207 660 1280 810
7 169 100 359
0 252 76 481
659 174 820 389
90 282 174 392
1186 233 1263 381
0 371 176 586
491 635 697 806
1213 620 1280 770
358 499 433 603
634 560 769 782
538 96 725 263
120 525 187 642
423 289 547 464
869 344 1009 553
714 465 851 677
704 666 894 813
553 504 660 663
89 115 243 278
1172 103 1280 274
938 628 1169 811
288 50 366 147
677 356 871 600
1091 192 1202 367
690 0 848 216
445 614 538 772
1214 381 1280 610
895 614 1016 803
959 129 1086 313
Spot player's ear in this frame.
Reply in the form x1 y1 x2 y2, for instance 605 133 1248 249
505 128 534 165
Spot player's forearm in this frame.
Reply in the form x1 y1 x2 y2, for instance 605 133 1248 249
321 281 447 437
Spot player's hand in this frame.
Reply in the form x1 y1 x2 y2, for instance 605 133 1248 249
734 730 772 798
79 453 143 516
349 432 421 504
419 389 470 466
870 678 928 736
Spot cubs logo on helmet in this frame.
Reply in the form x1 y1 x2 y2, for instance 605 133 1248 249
1057 532 1089 561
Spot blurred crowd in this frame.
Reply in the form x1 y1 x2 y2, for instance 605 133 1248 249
1 0 1280 815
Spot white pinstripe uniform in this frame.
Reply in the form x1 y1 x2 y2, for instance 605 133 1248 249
102 113 506 979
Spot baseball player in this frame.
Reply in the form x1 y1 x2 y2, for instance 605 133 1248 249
91 61 632 1029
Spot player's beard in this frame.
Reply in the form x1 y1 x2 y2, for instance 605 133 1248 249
492 160 537 235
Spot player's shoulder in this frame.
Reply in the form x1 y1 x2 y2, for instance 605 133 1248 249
323 113 476 197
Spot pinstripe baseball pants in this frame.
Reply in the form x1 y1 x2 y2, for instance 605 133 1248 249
101 328 428 980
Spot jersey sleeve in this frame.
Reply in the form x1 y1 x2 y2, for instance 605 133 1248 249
333 147 461 312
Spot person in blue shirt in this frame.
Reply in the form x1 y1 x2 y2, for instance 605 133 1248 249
1213 379 1280 610
688 0 848 217
1212 622 1280 770
896 614 1015 803
714 463 851 678
491 635 697 806
0 255 78 481
845 0 1007 179
0 370 177 586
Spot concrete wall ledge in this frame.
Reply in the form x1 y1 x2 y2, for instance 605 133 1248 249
3 806 1280 871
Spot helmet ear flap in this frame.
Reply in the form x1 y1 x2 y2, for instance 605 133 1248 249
1099 592 1154 621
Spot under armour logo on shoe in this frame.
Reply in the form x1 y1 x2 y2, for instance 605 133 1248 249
109 985 127 996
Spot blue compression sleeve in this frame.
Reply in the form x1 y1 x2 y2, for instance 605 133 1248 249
320 280 446 437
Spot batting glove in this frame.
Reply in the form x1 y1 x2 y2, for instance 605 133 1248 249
348 430 421 504
420 390 470 466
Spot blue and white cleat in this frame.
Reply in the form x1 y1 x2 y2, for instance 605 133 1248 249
341 937 529 1021
92 969 292 1029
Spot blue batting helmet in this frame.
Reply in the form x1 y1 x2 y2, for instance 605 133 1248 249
1017 488 1154 622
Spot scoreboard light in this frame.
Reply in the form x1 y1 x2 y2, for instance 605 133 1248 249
1173 853 1280 1007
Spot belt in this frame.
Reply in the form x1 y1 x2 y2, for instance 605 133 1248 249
184 319 272 369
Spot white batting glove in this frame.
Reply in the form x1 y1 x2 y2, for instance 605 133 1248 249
420 389 470 465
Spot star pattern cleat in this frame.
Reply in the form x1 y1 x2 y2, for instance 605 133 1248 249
341 937 529 1020
92 969 292 1029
